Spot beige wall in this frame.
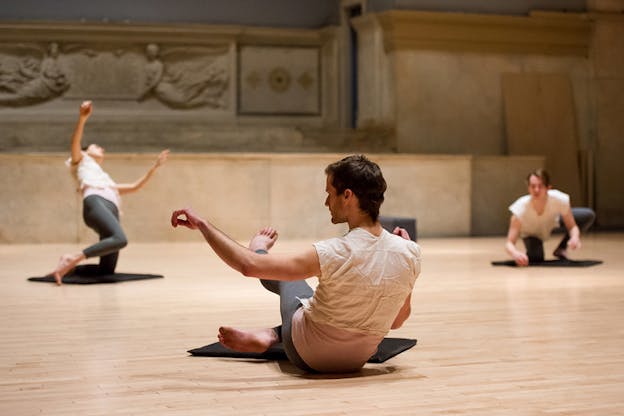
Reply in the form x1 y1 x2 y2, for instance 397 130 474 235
354 11 592 156
393 50 590 155
0 153 543 244
471 156 545 236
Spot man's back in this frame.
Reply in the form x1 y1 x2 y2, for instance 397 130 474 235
308 227 421 335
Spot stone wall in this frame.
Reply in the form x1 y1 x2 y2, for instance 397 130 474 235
2 8 621 232
0 22 353 153
353 10 592 155
352 9 623 228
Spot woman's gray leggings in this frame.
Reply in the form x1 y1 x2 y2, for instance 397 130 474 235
77 195 128 275
255 250 316 372
522 207 596 263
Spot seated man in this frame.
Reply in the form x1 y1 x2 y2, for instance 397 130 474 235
171 155 421 373
505 169 595 266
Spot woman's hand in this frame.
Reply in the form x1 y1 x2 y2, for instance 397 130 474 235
79 100 92 120
155 149 169 168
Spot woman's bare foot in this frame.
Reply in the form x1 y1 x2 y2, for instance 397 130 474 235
51 252 85 285
248 227 278 252
218 326 279 353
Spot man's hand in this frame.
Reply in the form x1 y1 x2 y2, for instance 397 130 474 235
392 226 411 241
567 235 581 250
171 207 205 230
79 100 92 119
512 250 529 267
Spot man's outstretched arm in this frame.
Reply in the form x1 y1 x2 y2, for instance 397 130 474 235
171 207 320 281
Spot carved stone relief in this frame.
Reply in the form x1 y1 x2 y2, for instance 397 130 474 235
0 43 70 106
140 43 230 109
0 42 230 109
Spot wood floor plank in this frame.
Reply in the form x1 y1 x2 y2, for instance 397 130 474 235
1 234 622 415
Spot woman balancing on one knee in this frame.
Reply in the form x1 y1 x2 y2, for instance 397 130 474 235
505 169 595 266
48 100 169 285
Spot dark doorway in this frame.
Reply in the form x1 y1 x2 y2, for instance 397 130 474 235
346 4 362 129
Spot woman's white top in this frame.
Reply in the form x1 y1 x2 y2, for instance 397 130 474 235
67 153 121 208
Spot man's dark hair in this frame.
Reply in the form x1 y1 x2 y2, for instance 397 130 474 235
526 168 550 187
325 154 387 222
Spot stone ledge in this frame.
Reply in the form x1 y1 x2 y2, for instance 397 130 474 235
373 9 592 56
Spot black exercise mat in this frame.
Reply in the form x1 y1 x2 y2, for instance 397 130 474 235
28 273 164 284
188 337 417 364
491 259 603 267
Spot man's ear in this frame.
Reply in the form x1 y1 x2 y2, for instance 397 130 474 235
343 189 353 199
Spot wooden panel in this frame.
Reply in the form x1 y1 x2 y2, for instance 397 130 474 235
503 72 584 205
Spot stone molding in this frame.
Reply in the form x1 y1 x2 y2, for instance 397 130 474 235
587 11 624 21
372 10 592 56
0 21 327 45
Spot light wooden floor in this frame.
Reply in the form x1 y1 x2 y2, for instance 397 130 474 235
1 234 623 416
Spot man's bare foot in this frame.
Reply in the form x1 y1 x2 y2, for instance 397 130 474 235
553 248 568 260
248 227 278 252
218 326 279 353
51 253 84 285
